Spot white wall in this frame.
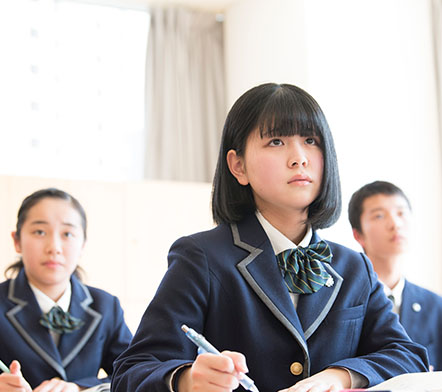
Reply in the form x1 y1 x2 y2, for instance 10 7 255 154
224 0 309 106
224 0 442 293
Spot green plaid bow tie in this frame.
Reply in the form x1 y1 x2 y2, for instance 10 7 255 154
276 240 333 294
40 306 84 334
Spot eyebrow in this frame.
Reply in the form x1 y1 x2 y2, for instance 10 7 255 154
367 206 407 214
29 220 78 228
368 207 384 212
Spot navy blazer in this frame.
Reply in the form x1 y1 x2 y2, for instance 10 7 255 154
112 214 428 392
0 269 132 389
399 280 442 371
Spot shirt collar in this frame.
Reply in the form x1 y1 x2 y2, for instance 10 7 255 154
381 277 405 310
29 282 72 314
256 210 312 255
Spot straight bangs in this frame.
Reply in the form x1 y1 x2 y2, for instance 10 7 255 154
212 82 341 227
256 87 324 141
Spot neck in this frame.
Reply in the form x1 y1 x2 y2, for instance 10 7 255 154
367 253 402 289
29 279 68 302
259 208 308 244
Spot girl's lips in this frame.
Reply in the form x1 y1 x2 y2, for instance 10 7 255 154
43 261 62 268
288 174 312 184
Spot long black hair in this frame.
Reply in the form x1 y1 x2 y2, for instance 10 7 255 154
5 188 87 279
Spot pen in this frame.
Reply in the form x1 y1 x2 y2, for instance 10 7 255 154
181 324 259 392
0 359 10 374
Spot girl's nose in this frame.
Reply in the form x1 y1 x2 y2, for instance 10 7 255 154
289 145 308 168
46 235 62 255
290 158 307 167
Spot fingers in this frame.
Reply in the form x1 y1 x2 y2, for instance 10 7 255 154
0 362 32 392
221 351 249 374
34 378 80 392
9 360 22 375
177 350 252 392
278 368 350 392
193 353 240 389
279 381 329 392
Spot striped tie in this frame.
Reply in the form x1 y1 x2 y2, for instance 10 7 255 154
276 240 333 294
40 306 84 334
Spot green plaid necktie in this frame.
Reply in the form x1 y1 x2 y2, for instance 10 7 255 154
40 306 84 334
276 240 333 294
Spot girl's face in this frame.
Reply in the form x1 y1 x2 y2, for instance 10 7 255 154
228 129 324 221
12 197 85 299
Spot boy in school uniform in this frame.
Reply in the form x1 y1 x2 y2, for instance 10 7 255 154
348 180 442 371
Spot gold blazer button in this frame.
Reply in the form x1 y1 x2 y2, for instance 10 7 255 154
290 362 303 375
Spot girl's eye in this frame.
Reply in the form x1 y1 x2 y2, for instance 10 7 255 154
64 232 73 238
269 138 283 146
34 230 45 236
305 137 317 145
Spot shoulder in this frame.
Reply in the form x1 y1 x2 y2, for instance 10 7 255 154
85 285 121 302
325 239 371 270
170 222 234 254
404 280 442 306
0 278 10 290
71 277 123 309
320 237 377 287
0 279 11 302
189 222 233 245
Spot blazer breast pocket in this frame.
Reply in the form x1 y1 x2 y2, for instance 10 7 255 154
321 304 365 358
326 304 365 322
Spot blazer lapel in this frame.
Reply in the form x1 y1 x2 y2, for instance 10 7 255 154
231 215 310 376
399 280 418 336
6 270 66 379
296 233 343 340
57 277 102 368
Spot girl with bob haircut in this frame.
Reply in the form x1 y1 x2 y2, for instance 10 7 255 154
112 83 428 392
0 188 132 392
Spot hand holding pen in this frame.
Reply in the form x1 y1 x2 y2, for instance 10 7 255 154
181 325 259 392
0 360 32 392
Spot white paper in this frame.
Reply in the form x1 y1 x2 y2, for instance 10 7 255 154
367 371 442 392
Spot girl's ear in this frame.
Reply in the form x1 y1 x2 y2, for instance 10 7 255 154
226 149 249 186
11 231 21 253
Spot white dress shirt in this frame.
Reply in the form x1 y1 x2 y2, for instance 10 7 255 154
256 210 312 308
380 277 405 315
29 282 72 346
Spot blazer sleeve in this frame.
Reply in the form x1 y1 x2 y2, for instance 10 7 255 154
111 235 211 392
74 295 133 387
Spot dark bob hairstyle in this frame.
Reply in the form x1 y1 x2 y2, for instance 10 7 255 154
348 180 411 233
212 83 341 230
5 187 87 279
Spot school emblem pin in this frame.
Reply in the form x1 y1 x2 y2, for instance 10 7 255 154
325 276 334 287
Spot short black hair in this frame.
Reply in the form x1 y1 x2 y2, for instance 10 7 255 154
348 180 411 232
211 83 341 229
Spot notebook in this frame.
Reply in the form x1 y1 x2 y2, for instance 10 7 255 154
82 383 111 392
367 371 442 391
